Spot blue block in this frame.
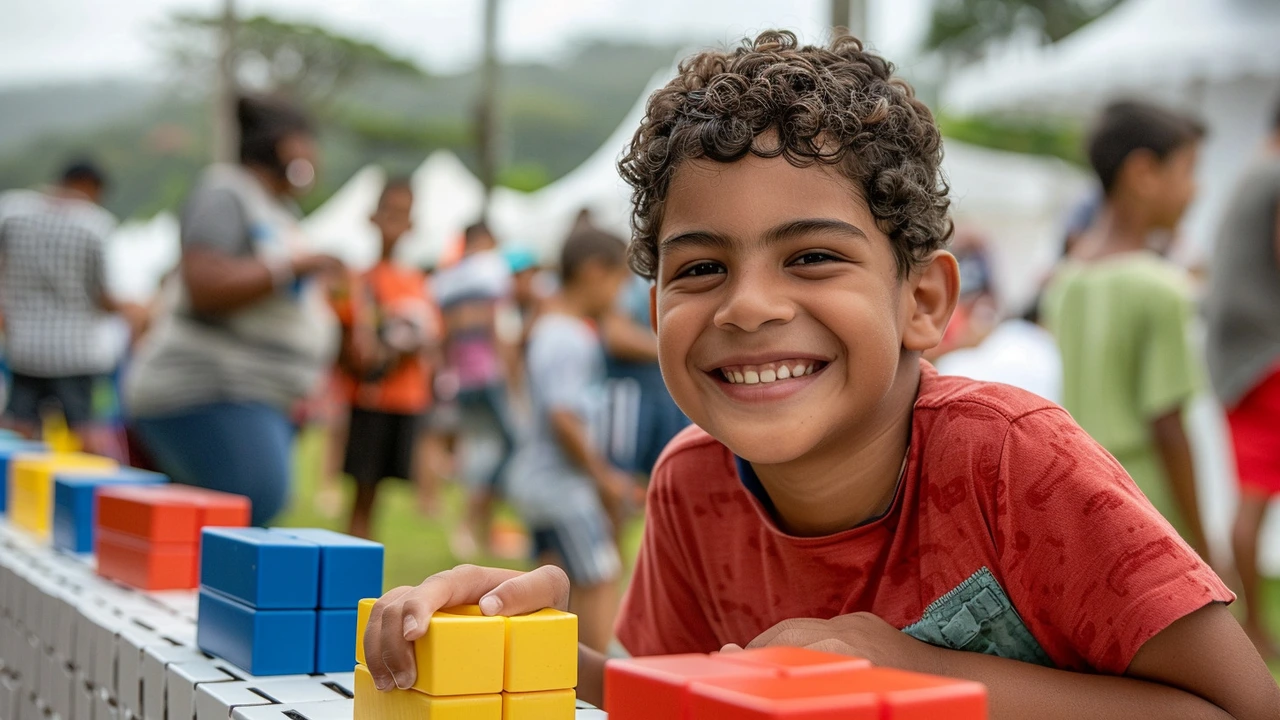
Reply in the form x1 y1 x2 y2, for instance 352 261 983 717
269 528 384 608
52 468 167 553
315 608 357 674
197 589 315 676
199 527 320 609
0 441 47 514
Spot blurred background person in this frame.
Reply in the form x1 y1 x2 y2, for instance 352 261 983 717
336 177 440 539
0 159 145 457
1205 101 1280 660
125 95 343 527
506 227 639 652
925 230 998 362
1042 100 1210 558
433 221 518 558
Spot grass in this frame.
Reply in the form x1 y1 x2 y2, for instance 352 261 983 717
275 427 1280 683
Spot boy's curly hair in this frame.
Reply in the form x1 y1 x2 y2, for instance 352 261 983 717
619 30 952 280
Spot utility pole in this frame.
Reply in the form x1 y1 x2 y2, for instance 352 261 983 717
476 0 500 217
831 0 868 40
212 0 238 163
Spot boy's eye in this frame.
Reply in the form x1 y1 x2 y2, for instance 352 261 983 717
677 261 726 278
790 251 841 266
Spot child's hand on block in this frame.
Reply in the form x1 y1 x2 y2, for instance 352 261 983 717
727 612 942 676
362 564 570 691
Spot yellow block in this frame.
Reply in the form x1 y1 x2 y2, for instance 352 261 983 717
501 689 576 720
9 453 116 537
354 664 501 720
503 609 577 693
356 603 505 696
356 598 375 666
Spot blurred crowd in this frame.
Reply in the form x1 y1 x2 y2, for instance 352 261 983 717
1 91 1279 658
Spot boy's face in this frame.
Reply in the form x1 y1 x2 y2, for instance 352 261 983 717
372 187 414 250
1129 143 1199 231
652 154 956 465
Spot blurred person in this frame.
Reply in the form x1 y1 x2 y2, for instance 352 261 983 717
1042 100 1209 557
432 221 518 558
505 227 641 652
125 96 343 527
1204 101 1280 660
335 178 440 539
0 159 145 456
925 230 997 361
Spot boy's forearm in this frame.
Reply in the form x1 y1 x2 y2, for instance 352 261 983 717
932 647 1232 720
549 410 612 482
577 643 607 709
1152 410 1209 556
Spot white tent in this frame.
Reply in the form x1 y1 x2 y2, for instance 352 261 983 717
945 0 1280 572
105 211 179 303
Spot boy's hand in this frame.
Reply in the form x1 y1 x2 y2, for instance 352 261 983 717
364 564 570 691
728 612 941 675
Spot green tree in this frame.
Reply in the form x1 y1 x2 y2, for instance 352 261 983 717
926 0 1122 60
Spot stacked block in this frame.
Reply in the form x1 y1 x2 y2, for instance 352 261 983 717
354 600 578 720
52 467 168 553
96 485 251 590
606 648 986 720
0 440 46 514
8 452 117 537
197 527 383 677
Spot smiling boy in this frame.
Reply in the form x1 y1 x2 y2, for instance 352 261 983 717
363 32 1280 717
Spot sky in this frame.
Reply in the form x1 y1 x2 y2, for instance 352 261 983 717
0 0 931 87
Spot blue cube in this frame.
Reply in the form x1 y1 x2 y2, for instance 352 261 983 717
269 528 384 608
0 440 47 514
199 527 320 609
52 468 167 553
315 608 357 674
197 589 315 676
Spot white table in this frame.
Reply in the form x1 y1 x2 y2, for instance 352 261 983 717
0 520 604 720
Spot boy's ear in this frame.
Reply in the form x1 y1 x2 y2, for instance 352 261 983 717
902 250 959 353
649 283 658 334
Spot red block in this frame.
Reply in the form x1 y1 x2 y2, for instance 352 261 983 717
605 654 775 720
165 484 251 528
688 667 987 720
95 528 198 590
96 485 250 543
715 647 871 678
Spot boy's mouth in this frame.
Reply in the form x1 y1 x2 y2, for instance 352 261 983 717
715 359 829 385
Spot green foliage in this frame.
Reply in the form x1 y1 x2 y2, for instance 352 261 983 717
926 0 1122 59
497 163 552 193
937 111 1086 166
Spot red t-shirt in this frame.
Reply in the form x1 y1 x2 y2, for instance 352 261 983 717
616 362 1232 675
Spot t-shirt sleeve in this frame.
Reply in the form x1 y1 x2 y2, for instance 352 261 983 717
181 186 250 255
615 450 721 656
994 407 1232 674
1137 280 1198 419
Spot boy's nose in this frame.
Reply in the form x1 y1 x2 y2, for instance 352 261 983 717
713 274 795 333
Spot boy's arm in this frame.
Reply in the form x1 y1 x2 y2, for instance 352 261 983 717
548 409 639 509
748 602 1278 719
1152 408 1210 559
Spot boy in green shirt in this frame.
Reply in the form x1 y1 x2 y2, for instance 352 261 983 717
1042 101 1208 557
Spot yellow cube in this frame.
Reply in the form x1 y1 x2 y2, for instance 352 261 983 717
9 453 116 537
501 689 576 720
356 598 375 666
503 609 577 693
356 603 505 696
355 664 501 720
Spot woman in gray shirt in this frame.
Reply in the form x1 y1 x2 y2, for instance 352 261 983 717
126 96 342 526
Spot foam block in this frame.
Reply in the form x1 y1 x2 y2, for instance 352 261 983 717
197 589 316 676
355 603 504 696
688 668 987 719
316 608 357 674
0 441 46 514
9 452 117 536
501 689 576 720
355 598 374 666
269 528 383 608
96 528 199 590
603 654 774 720
353 664 501 720
199 528 320 609
98 486 202 543
502 609 577 692
52 468 167 553
716 647 872 678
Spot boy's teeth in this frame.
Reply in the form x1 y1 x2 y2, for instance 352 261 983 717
719 360 822 385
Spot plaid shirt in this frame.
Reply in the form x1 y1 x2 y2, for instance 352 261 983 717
0 189 115 377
